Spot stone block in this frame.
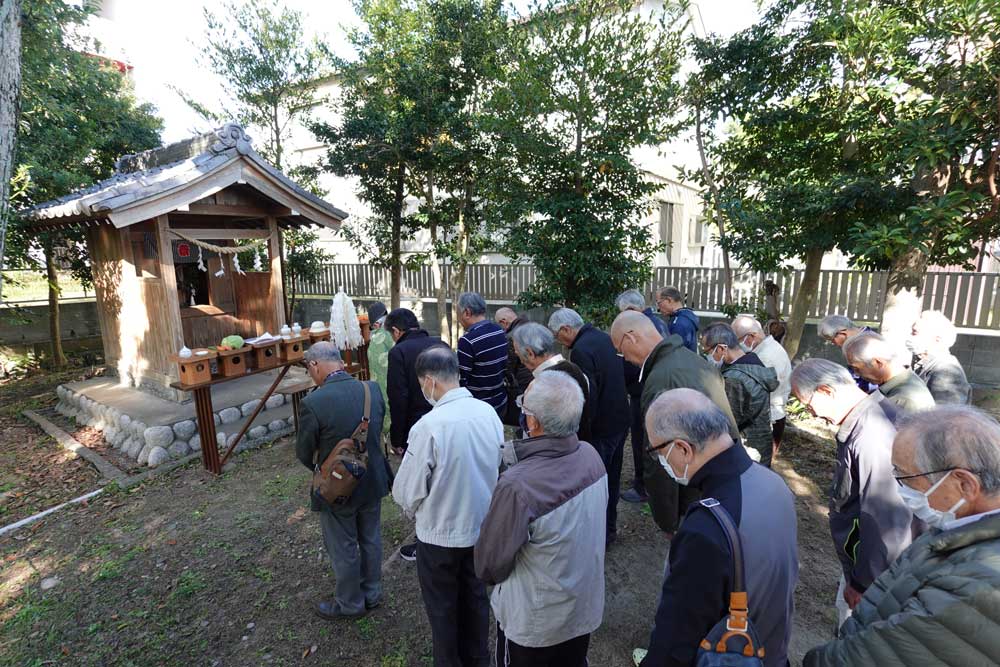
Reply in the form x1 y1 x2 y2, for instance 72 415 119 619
119 413 131 429
268 420 286 433
214 413 221 426
264 395 284 410
137 443 154 466
248 426 268 440
189 434 201 451
168 441 190 458
144 425 174 449
172 420 197 440
147 446 170 467
240 400 261 417
219 407 241 425
131 421 147 438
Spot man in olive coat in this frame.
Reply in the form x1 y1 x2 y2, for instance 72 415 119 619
611 311 739 534
296 342 389 620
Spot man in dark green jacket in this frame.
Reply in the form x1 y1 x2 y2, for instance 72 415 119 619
611 311 739 534
296 342 389 620
702 322 779 466
843 332 935 414
805 405 1000 665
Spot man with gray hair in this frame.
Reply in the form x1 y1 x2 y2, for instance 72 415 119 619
512 322 592 442
843 332 935 413
818 314 877 393
393 345 503 666
616 289 668 503
910 310 972 405
296 342 389 620
548 308 629 544
732 314 792 457
655 285 700 352
476 371 608 665
636 389 798 667
790 358 914 629
456 291 509 417
494 307 533 426
805 405 1000 665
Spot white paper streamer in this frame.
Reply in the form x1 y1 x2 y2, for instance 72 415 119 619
197 246 206 272
329 289 363 350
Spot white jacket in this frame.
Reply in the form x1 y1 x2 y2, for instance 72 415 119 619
754 335 792 421
392 387 503 548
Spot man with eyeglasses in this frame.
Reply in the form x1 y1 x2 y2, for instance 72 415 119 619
790 359 916 632
805 405 1000 666
635 388 797 667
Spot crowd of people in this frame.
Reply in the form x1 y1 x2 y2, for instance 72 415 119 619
294 288 999 667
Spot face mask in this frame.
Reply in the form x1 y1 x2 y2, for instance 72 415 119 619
739 335 754 354
705 346 725 368
421 378 437 407
659 442 690 486
896 471 966 528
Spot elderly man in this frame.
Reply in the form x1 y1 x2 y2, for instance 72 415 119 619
296 343 389 620
637 389 798 667
475 371 608 666
910 310 972 405
819 314 877 393
616 288 668 503
611 310 739 534
701 322 779 466
385 308 446 456
655 286 699 352
512 322 592 442
790 359 914 629
843 332 935 413
494 307 533 426
549 308 629 544
393 346 503 667
366 302 393 437
805 405 1000 665
456 291 508 416
731 314 792 457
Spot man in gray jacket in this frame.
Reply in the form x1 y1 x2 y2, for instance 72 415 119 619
843 332 935 413
475 370 607 666
791 359 915 629
805 405 1000 665
910 310 972 405
392 347 504 667
701 323 779 466
296 343 389 620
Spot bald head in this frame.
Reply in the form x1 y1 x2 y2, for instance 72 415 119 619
611 310 664 367
495 307 519 331
731 314 766 351
645 388 735 481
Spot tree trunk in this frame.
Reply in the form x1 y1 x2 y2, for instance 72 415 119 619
695 104 732 303
881 246 927 349
783 247 823 360
390 163 405 309
425 175 450 345
45 245 67 367
0 0 22 301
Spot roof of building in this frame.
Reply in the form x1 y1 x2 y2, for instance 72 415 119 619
19 124 348 231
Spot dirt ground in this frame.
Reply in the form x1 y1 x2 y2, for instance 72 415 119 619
0 366 842 667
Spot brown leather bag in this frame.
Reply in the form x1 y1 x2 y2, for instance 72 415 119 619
312 382 371 506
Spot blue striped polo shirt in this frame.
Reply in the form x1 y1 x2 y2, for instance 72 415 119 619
457 319 509 412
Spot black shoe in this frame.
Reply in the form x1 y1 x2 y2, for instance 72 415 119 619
365 599 381 611
315 601 367 620
399 543 417 561
621 488 648 504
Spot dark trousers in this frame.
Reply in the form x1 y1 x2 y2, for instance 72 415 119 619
591 430 626 539
319 499 382 614
415 540 490 667
496 623 590 667
772 416 786 451
628 394 645 493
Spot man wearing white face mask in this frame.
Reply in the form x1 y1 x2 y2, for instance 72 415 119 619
790 359 916 632
637 389 798 667
392 346 504 667
732 315 792 458
805 405 1000 666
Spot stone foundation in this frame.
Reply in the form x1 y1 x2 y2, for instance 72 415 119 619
53 384 296 468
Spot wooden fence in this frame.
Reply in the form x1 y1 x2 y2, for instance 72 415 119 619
267 263 1000 331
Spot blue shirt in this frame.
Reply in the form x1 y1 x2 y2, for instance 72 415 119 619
457 319 509 413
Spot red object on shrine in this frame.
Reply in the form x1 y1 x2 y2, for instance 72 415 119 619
178 243 191 257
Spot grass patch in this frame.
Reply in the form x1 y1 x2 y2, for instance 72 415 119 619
170 571 207 600
356 616 377 640
262 473 302 500
94 547 143 581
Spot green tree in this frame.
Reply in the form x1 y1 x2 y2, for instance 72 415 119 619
0 0 22 299
492 0 687 324
8 0 161 366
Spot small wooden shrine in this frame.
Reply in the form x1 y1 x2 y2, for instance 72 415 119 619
20 124 347 400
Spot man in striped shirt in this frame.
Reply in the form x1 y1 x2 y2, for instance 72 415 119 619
457 292 509 417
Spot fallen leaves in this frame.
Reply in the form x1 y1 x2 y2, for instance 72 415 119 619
301 644 318 658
